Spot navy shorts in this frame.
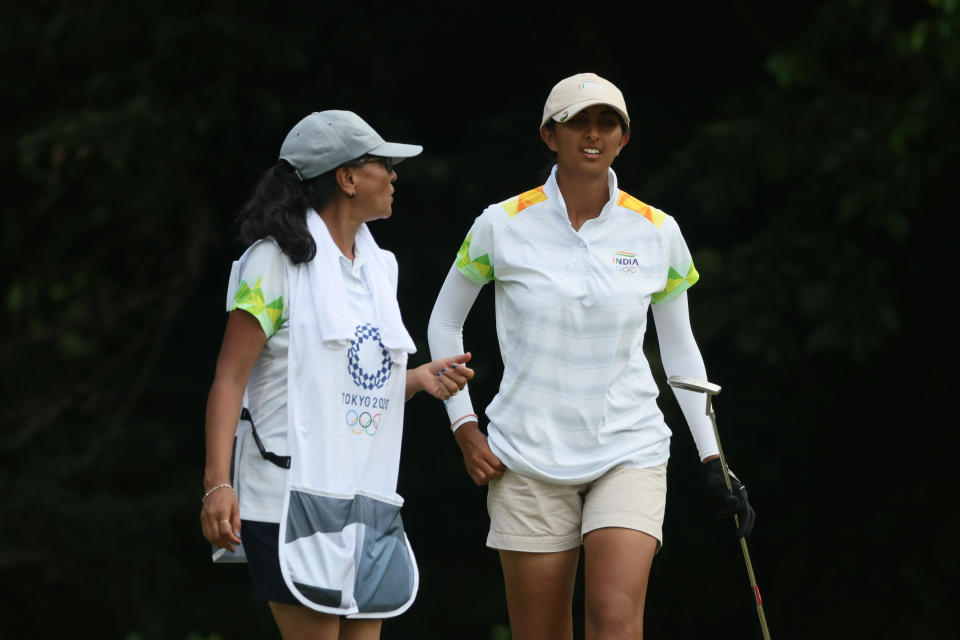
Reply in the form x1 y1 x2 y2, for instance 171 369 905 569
242 520 299 605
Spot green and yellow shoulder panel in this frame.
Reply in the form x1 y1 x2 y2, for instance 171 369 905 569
232 277 285 337
456 232 495 285
651 263 700 305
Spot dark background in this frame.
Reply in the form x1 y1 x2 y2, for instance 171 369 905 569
2 1 956 638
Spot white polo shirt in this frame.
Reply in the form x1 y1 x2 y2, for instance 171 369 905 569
450 166 699 483
228 239 382 523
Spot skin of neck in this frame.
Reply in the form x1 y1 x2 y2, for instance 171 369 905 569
315 196 364 261
554 167 611 232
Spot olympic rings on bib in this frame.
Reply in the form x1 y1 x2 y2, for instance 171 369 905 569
346 409 381 436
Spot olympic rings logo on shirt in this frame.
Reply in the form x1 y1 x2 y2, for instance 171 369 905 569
346 409 381 436
616 265 639 274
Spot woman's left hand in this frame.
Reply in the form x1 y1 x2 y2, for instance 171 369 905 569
408 353 474 400
701 457 756 538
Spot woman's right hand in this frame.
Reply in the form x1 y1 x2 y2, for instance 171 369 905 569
200 485 242 552
453 421 505 486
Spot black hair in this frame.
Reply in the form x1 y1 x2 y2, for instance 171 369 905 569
235 160 340 264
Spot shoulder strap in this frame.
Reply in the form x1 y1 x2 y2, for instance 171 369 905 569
240 407 291 469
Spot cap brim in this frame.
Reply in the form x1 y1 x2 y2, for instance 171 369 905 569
545 99 631 128
368 141 423 164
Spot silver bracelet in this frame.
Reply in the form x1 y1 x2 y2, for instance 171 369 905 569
202 483 233 503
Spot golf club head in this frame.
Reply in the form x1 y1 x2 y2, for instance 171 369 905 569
667 375 721 395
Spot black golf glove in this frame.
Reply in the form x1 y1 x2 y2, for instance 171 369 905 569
701 458 756 538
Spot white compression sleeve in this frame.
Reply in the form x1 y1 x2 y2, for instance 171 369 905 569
651 292 720 461
427 265 485 430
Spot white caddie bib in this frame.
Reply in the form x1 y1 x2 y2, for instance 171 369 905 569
277 248 418 618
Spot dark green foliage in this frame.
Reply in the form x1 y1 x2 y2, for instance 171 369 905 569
646 0 958 365
1 1 955 638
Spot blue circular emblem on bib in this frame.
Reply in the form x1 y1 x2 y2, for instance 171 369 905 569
347 323 392 390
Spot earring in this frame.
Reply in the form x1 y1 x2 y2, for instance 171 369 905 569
348 192 356 199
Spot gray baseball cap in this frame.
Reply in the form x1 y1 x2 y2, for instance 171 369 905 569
279 110 423 180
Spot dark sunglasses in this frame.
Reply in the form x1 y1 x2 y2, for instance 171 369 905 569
354 155 394 174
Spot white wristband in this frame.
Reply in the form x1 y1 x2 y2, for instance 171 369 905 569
450 413 478 432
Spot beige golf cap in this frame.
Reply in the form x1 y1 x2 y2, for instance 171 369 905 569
540 72 630 129
279 110 423 181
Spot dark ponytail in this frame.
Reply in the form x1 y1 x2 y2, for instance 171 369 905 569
235 160 340 264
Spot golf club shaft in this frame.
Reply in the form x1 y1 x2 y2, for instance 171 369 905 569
706 395 772 640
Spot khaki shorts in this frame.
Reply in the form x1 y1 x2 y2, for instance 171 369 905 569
486 463 667 553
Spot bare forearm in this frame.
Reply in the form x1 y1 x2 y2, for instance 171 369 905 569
203 310 267 488
203 377 244 489
405 368 422 400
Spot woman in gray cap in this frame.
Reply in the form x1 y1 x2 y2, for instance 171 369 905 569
428 74 756 639
201 110 473 639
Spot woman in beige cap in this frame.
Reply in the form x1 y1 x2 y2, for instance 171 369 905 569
201 111 474 639
428 74 756 638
